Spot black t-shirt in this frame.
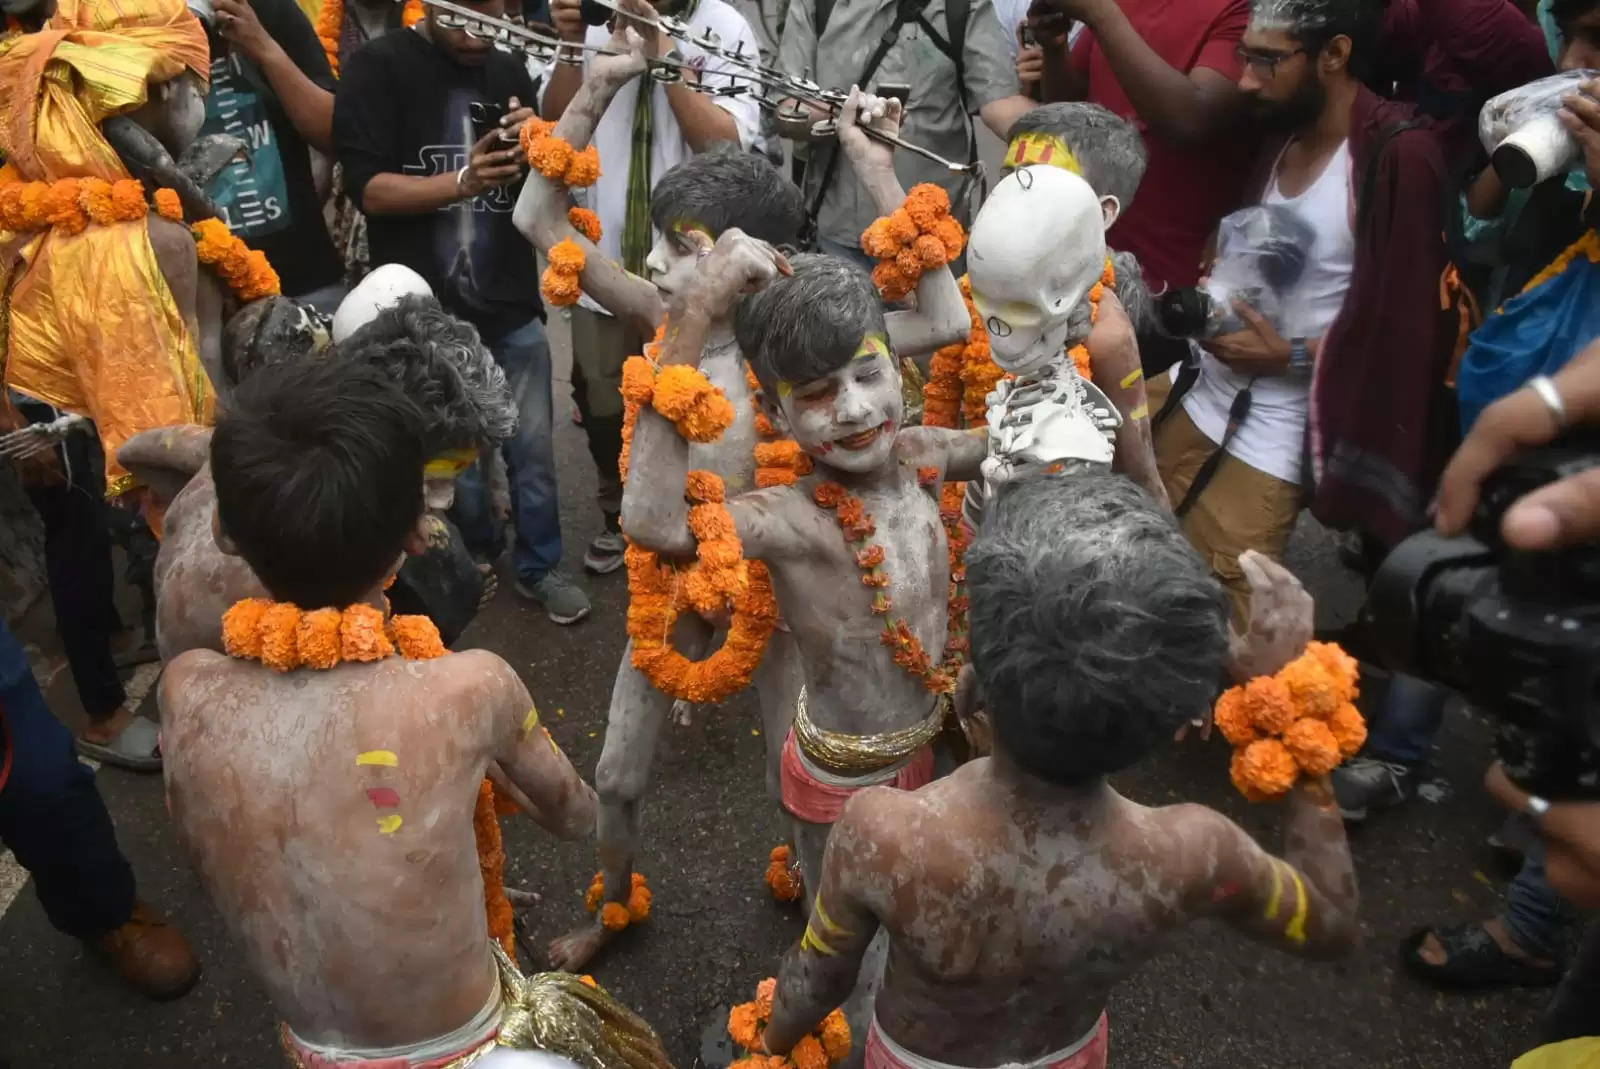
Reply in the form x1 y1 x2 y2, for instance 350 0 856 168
199 0 343 298
334 30 544 337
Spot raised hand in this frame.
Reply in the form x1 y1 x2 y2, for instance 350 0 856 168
838 85 902 172
1227 551 1313 682
592 23 650 85
683 228 793 319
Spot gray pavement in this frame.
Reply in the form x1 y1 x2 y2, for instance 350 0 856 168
0 321 1577 1069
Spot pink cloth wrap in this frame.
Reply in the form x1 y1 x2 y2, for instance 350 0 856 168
779 727 935 825
864 1012 1108 1069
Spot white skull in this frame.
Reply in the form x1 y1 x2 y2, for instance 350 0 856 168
966 165 1107 377
332 264 435 343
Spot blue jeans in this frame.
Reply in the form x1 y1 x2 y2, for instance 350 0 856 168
453 318 563 585
1500 838 1568 963
1365 673 1448 766
0 619 135 939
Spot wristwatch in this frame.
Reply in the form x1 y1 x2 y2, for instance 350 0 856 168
1527 794 1552 822
1289 337 1312 373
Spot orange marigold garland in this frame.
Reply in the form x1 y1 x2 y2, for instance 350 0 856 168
813 483 958 694
316 0 423 77
584 871 653 931
474 779 517 959
764 844 803 902
542 237 585 307
728 977 850 1069
192 217 282 301
861 184 966 301
521 121 602 188
568 206 603 242
1222 642 1364 800
153 187 184 222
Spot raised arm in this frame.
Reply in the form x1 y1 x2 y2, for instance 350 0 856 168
1040 0 1246 146
117 426 215 510
836 89 969 358
763 794 883 1054
478 651 597 840
1191 779 1360 959
511 25 664 338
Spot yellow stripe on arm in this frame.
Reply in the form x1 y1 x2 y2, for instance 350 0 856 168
1120 367 1144 389
1284 868 1309 945
521 705 541 738
355 750 399 767
1263 861 1285 922
1128 402 1149 421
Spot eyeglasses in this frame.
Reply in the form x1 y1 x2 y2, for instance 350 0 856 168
1235 44 1307 78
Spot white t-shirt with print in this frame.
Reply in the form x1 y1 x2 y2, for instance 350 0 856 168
536 0 761 318
1181 139 1355 485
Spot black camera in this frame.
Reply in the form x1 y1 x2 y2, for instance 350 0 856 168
1155 203 1315 340
1364 436 1600 798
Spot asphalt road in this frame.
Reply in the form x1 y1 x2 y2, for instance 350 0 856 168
0 319 1578 1069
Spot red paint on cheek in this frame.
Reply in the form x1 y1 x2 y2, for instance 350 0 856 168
366 787 402 808
1212 882 1243 903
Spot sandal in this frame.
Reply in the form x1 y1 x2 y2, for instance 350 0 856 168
1402 924 1563 989
76 715 163 773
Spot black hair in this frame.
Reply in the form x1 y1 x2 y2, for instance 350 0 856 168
734 253 888 397
650 144 807 246
211 357 428 609
1551 0 1600 33
339 295 516 454
966 471 1229 786
1255 0 1385 76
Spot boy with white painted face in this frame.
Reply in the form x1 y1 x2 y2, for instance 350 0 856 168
622 241 986 906
514 27 970 972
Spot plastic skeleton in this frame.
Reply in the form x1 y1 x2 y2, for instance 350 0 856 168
963 165 1120 524
0 413 93 460
419 0 980 175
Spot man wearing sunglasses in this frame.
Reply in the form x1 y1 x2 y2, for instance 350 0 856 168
336 0 597 626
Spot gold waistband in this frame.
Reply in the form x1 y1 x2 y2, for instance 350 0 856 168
793 685 949 779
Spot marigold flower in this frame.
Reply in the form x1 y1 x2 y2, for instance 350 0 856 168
873 260 914 301
1306 640 1360 702
584 872 606 912
792 1035 829 1069
621 356 657 405
526 133 573 178
579 974 598 988
391 615 446 659
1327 701 1367 758
1283 716 1341 776
259 602 303 671
221 598 272 659
764 844 803 902
295 608 342 670
18 182 50 228
1276 655 1340 719
564 145 602 187
860 217 902 258
568 205 602 242
913 232 948 270
1232 738 1298 799
78 178 116 226
1228 749 1276 803
754 441 804 468
0 184 27 230
887 207 919 244
728 1003 764 1050
917 466 940 487
677 392 737 442
45 179 87 234
861 572 890 588
626 881 652 923
1241 675 1296 735
600 901 630 931
813 482 848 508
341 603 394 662
871 592 894 615
541 265 582 306
855 545 886 568
756 976 778 1017
931 215 966 260
1212 686 1258 747
548 237 586 273
685 470 726 504
154 187 184 222
820 1010 851 1061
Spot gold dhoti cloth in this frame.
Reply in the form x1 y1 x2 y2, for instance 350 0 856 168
0 0 213 495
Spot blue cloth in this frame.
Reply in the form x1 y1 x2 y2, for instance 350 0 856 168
1501 838 1569 963
0 619 135 940
453 318 564 584
1365 673 1449 765
1457 246 1600 433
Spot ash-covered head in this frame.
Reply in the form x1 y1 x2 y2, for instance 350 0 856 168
1248 0 1383 74
1004 103 1148 215
650 145 806 246
967 472 1228 786
735 253 887 397
338 295 516 454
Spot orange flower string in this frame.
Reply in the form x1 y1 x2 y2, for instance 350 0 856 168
568 206 603 242
221 598 444 670
728 978 851 1068
764 844 803 902
474 779 517 960
154 188 184 222
861 184 966 301
522 124 602 188
542 237 585 307
584 871 653 932
192 218 282 301
1222 642 1363 800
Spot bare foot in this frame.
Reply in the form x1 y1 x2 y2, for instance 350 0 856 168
548 920 617 972
1416 918 1554 968
476 563 499 611
81 705 136 746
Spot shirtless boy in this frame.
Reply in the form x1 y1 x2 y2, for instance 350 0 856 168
513 24 969 970
159 357 609 1066
761 472 1360 1069
119 290 515 659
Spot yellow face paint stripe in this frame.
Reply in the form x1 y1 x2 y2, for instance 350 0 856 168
376 814 404 835
1003 133 1082 175
1120 367 1144 389
1264 862 1284 921
1284 869 1309 945
424 449 479 478
521 705 541 738
1128 402 1149 421
356 750 399 767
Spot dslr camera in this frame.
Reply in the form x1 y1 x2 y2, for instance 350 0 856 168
1364 436 1600 799
1157 203 1315 341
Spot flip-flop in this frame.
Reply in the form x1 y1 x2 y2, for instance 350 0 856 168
75 715 163 773
1402 924 1563 989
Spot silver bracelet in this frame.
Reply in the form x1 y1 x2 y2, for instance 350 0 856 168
1527 794 1552 821
455 166 470 199
1527 374 1568 433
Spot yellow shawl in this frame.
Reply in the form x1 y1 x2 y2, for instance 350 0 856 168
0 0 213 495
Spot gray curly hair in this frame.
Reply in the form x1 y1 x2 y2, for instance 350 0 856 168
337 295 517 454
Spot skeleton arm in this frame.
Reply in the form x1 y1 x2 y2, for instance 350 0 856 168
511 33 662 340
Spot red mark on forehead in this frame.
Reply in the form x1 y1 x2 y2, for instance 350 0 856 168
366 787 402 808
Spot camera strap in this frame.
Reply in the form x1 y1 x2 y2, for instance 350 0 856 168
801 0 972 248
1156 366 1256 520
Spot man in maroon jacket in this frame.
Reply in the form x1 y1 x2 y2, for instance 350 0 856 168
1149 0 1451 627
